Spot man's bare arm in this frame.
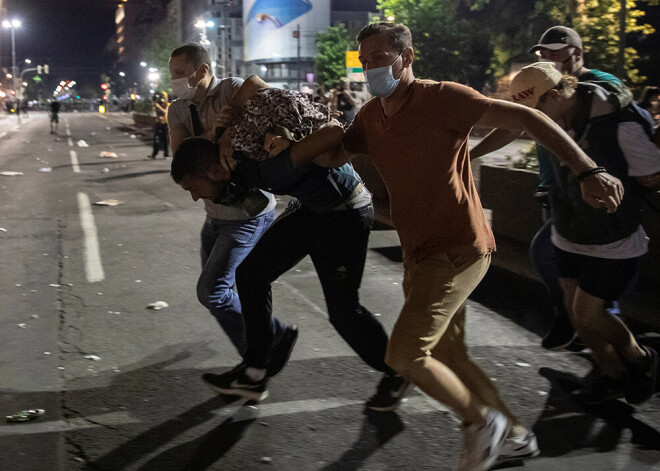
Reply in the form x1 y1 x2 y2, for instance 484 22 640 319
470 128 522 160
477 99 624 213
263 124 347 168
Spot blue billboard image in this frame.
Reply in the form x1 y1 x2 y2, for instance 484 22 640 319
247 0 313 28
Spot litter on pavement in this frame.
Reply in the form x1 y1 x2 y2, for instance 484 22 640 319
146 301 169 310
38 167 53 172
84 355 102 361
1 171 24 176
93 199 123 207
6 409 45 423
99 151 118 158
77 140 89 147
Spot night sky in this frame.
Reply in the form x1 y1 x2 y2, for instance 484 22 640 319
2 0 116 92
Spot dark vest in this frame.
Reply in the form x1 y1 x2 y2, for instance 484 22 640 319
551 84 646 245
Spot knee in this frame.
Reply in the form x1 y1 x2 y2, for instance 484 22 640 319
196 281 233 310
385 342 419 378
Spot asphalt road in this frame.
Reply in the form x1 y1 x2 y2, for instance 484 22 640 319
0 111 659 471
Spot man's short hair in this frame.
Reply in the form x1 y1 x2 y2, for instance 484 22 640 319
356 22 412 54
170 43 211 68
171 137 218 183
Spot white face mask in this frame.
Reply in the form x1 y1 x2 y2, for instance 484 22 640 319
171 77 196 99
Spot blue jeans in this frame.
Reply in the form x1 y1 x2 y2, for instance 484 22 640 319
198 211 286 355
529 220 564 310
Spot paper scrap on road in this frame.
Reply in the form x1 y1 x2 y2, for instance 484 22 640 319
84 355 101 361
1 171 24 176
77 140 89 147
515 362 531 367
38 167 53 172
99 151 118 158
146 301 169 310
6 409 45 423
0 228 6 232
93 199 123 207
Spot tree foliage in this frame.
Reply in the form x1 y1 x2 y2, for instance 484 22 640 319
377 0 488 87
315 24 353 89
139 22 181 94
470 0 655 85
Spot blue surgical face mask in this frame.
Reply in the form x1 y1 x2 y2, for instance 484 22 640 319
364 54 402 98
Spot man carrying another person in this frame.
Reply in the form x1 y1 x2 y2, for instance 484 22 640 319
166 43 296 380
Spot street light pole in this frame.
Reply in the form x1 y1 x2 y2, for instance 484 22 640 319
3 19 21 120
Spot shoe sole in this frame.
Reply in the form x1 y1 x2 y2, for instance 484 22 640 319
496 448 540 464
204 381 269 402
268 326 299 378
366 382 414 412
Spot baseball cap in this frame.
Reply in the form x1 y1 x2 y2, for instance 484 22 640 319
509 62 562 108
529 26 583 53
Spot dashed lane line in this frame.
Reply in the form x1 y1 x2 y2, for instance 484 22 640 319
70 150 80 173
77 192 105 283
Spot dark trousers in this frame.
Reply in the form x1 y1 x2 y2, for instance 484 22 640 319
152 122 169 157
236 201 393 374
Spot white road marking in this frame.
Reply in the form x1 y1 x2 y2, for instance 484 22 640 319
67 137 73 147
0 394 444 437
0 411 139 436
70 150 80 173
280 279 328 319
77 192 105 283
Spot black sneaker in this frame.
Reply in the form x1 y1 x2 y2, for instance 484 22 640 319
572 375 625 405
541 307 577 350
266 325 298 378
202 363 269 401
624 345 659 405
365 374 411 411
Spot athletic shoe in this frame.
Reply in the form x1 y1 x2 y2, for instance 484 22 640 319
202 363 269 401
624 345 659 405
541 307 577 350
572 374 625 405
496 427 540 463
365 374 411 412
266 325 299 378
458 408 511 471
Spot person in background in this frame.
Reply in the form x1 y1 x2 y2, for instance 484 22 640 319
150 91 170 159
473 26 633 351
49 100 60 135
507 62 659 405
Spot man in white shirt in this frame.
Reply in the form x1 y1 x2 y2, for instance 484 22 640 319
167 43 297 380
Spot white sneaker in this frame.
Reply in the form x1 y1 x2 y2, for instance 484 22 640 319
458 408 511 471
496 427 540 463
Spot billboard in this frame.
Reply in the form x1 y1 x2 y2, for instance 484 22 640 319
243 0 330 62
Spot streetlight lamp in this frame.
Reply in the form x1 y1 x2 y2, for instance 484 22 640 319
2 19 21 105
